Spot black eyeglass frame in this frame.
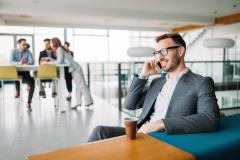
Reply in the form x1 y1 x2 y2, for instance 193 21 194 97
153 45 182 57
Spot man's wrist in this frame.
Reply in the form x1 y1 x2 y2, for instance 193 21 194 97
138 72 149 79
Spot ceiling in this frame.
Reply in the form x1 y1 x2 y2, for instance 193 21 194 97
0 0 239 31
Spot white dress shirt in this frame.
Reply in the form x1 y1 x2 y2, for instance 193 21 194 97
149 68 189 122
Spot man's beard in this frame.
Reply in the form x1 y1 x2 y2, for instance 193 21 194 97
163 53 181 72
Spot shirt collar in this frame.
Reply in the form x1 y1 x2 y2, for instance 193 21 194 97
166 68 189 82
17 47 23 53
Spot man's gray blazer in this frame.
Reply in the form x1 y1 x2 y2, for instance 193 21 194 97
124 70 220 134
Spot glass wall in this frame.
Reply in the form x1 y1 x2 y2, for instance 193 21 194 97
0 25 163 64
0 35 14 65
67 28 109 62
84 28 240 116
66 28 164 62
0 26 64 64
85 61 240 116
0 25 239 116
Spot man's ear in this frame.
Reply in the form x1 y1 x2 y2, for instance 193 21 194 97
178 47 185 57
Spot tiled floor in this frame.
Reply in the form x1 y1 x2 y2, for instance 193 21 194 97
0 84 128 160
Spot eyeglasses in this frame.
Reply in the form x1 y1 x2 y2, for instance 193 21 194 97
153 45 181 58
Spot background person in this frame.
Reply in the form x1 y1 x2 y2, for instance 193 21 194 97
38 38 57 98
64 48 93 109
42 38 93 109
63 41 73 101
40 37 66 99
10 38 35 111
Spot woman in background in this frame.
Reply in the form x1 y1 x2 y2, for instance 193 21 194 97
43 37 93 108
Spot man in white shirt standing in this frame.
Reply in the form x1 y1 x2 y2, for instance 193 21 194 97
87 33 220 142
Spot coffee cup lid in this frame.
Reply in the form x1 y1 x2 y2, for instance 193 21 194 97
124 117 139 121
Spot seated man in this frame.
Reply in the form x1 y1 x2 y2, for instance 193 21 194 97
10 38 35 111
87 33 220 142
38 38 57 98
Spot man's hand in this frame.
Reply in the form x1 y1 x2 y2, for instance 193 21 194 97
20 58 27 65
40 57 50 65
138 120 165 134
40 61 49 65
141 59 161 77
44 57 50 62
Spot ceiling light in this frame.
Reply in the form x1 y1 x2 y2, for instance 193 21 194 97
203 38 235 48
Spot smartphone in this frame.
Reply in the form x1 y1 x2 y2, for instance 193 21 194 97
155 61 162 71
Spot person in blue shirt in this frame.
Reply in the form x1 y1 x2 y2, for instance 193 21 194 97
10 38 35 111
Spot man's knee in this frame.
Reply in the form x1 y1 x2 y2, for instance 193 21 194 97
93 125 105 136
88 125 125 143
87 125 105 143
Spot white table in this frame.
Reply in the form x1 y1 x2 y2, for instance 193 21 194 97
16 64 69 112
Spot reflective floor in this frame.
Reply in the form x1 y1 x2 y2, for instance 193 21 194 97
0 84 128 160
1 83 240 160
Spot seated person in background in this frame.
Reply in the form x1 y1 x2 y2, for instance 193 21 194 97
87 33 220 142
10 38 35 111
39 38 56 64
63 42 74 57
26 43 31 50
63 41 73 101
38 38 57 98
41 37 65 65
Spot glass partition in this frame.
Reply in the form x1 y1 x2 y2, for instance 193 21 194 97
82 61 240 116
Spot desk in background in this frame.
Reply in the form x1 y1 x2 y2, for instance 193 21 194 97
16 65 68 112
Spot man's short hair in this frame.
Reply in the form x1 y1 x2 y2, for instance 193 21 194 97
155 33 186 49
64 42 70 47
17 38 26 44
43 38 50 42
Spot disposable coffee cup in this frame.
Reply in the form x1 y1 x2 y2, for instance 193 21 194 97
124 117 138 140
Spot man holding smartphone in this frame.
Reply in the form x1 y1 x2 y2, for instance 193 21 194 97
10 38 35 111
87 33 220 142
